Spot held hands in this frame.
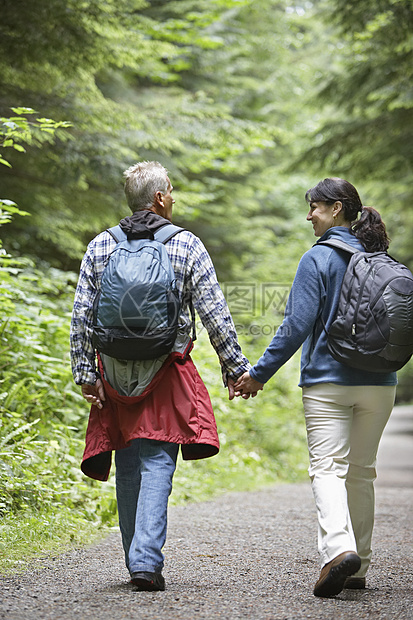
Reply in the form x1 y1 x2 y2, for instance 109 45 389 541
227 372 264 400
81 378 106 409
233 371 264 400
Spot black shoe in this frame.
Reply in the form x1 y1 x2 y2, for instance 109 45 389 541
130 571 165 591
313 551 361 598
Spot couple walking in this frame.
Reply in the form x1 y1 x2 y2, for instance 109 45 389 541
71 162 396 598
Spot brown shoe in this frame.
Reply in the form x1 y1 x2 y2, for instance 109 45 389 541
313 551 361 597
344 576 366 589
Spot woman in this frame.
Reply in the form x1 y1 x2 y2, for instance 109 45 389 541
234 177 397 598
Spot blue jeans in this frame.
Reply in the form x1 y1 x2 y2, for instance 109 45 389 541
115 438 179 575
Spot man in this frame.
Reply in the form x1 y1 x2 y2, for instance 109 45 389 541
70 161 250 591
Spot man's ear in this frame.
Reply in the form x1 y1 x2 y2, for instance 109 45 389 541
154 190 164 207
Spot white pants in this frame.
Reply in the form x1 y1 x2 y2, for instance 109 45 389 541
302 383 396 576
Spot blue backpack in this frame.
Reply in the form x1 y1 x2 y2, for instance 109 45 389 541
319 239 413 372
92 223 184 360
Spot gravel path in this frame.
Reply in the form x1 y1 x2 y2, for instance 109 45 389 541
1 407 412 620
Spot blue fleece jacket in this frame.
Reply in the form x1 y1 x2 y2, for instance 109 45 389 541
249 227 397 387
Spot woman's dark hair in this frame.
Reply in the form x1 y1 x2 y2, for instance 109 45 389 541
352 206 389 252
305 177 389 252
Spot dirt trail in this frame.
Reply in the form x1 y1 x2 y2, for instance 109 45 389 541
1 406 412 619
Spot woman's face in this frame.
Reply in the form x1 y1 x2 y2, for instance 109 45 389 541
306 201 335 237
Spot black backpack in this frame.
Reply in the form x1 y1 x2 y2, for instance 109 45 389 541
92 223 187 361
318 239 413 372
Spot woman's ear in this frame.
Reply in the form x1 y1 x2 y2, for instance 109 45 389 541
332 200 343 216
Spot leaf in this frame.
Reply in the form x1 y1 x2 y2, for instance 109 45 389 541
0 202 30 216
10 107 37 115
1 121 18 131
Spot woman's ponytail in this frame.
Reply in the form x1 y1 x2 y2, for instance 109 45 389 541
351 206 390 252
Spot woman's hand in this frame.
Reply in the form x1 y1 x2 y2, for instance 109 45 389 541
233 372 264 399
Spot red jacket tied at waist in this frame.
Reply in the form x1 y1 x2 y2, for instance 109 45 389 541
81 353 219 481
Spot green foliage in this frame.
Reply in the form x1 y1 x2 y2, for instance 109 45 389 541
0 0 316 276
0 511 103 575
0 202 117 571
0 234 109 517
0 107 71 167
0 274 117 572
299 0 413 268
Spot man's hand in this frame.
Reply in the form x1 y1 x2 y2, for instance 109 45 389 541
81 378 106 409
233 371 264 399
227 377 236 400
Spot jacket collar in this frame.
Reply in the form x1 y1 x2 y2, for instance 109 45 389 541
119 209 170 239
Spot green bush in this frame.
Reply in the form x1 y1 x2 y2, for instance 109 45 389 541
0 211 117 571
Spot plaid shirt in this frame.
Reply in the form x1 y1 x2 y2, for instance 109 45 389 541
70 228 250 385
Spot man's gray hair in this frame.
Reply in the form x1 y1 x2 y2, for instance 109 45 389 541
123 161 169 212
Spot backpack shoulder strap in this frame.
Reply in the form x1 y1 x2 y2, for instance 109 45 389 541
316 239 360 337
317 239 360 255
106 225 126 243
154 223 196 343
107 223 184 244
154 224 185 245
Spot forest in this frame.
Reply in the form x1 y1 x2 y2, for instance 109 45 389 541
1 0 412 571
